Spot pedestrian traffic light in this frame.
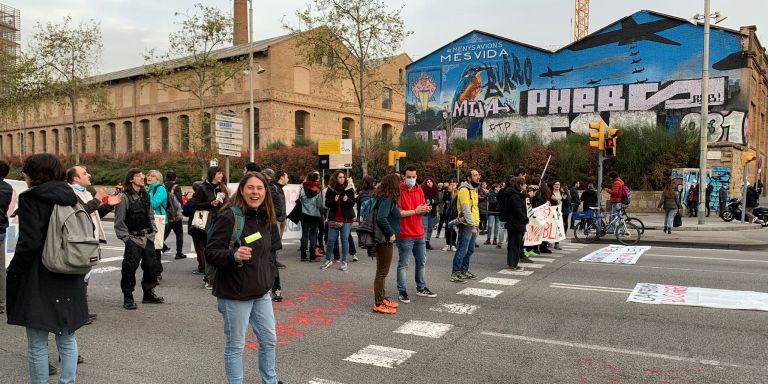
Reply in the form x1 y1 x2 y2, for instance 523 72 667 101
450 156 457 168
589 121 606 150
388 150 407 167
456 160 464 167
604 127 623 158
742 151 757 165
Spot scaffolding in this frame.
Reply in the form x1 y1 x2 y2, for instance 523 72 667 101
0 3 20 57
573 0 589 42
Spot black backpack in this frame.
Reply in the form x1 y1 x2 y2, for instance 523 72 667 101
498 189 511 222
165 184 183 222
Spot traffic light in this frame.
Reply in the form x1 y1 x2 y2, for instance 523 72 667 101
742 151 757 165
456 160 464 167
450 156 457 169
589 121 606 150
604 127 623 158
388 150 407 166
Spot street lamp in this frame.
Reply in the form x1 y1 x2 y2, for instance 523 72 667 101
690 1 726 225
246 0 266 162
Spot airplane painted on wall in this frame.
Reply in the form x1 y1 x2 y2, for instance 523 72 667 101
632 68 645 73
629 51 640 56
539 66 574 78
631 58 642 64
587 79 602 85
567 16 685 51
635 78 648 83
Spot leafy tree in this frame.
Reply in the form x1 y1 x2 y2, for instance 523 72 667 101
0 50 45 126
284 0 411 176
144 3 248 176
398 133 433 163
28 17 110 164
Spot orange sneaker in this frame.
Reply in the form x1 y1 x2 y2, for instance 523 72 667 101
382 298 400 308
372 304 396 314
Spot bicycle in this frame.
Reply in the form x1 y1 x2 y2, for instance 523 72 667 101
622 207 645 235
572 206 641 245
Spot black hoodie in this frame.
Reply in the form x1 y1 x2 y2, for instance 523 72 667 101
6 181 88 334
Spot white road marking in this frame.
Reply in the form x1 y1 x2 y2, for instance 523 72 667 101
644 253 768 264
343 345 415 368
650 245 738 253
101 246 125 251
161 260 171 264
394 320 453 339
185 253 197 258
549 282 633 294
457 288 504 298
497 269 534 276
90 266 121 274
530 257 555 263
307 379 345 384
429 302 479 315
584 263 768 277
521 263 545 269
479 277 520 286
100 256 122 263
481 332 742 368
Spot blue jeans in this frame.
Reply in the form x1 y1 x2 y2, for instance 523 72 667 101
422 215 437 241
217 293 278 384
452 225 477 273
325 222 352 263
26 327 77 384
486 214 499 240
396 238 426 294
664 208 676 228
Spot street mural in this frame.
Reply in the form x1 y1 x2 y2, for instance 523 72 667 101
671 166 730 213
405 11 748 149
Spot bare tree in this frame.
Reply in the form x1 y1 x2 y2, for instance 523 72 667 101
144 3 248 174
284 0 411 176
29 16 109 164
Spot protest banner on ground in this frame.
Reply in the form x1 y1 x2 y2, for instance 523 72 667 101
524 203 566 246
627 283 768 311
579 245 651 264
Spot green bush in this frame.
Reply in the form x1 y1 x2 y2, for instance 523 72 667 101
265 140 286 150
397 133 433 164
293 137 314 148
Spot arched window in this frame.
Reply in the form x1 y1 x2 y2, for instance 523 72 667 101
28 132 35 154
64 127 73 154
92 124 101 154
246 108 260 150
17 133 24 156
0 135 3 157
123 121 133 153
202 113 212 149
159 117 169 152
295 110 309 140
381 87 392 110
52 129 60 154
381 123 393 140
178 115 190 151
40 130 47 153
78 126 86 154
140 119 150 151
6 134 12 156
342 117 354 140
108 123 116 155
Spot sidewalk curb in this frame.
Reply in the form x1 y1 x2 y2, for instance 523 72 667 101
592 238 768 251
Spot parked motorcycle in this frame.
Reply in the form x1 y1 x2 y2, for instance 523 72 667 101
720 198 768 226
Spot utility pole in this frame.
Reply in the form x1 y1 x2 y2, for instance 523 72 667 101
697 0 711 225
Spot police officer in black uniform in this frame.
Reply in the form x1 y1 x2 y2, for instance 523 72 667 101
114 168 164 310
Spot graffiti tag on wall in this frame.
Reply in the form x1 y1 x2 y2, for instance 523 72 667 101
680 110 748 145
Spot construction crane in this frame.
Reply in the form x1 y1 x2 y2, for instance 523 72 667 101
573 0 589 41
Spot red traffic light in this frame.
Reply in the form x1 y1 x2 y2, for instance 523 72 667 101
605 138 614 147
450 156 457 168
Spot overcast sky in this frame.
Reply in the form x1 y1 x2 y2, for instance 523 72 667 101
7 0 768 74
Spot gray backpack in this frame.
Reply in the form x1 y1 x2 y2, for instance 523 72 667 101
42 203 101 274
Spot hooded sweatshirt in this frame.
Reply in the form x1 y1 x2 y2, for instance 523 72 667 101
398 181 426 240
457 181 479 227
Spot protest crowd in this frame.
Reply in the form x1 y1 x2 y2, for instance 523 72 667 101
1 154 623 384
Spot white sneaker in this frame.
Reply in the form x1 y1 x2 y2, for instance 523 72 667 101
340 262 348 271
204 282 213 290
321 260 333 270
451 245 457 251
441 245 450 251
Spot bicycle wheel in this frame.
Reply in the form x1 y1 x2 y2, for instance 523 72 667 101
574 220 599 243
615 222 640 245
625 217 645 234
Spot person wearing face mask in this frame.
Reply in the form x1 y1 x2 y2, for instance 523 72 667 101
205 172 282 384
450 169 481 284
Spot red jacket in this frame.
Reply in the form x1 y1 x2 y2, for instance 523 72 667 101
398 182 426 240
610 177 624 203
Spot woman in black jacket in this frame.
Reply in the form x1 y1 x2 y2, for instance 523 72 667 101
191 166 226 289
6 154 85 383
205 172 280 384
502 177 529 271
321 170 356 271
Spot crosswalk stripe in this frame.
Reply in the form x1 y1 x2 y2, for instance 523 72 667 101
307 379 345 384
497 269 534 276
343 345 416 368
90 266 121 274
529 257 555 263
457 288 504 298
521 263 545 269
479 277 520 286
394 320 453 339
428 302 479 315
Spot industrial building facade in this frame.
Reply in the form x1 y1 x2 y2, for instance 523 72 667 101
0 3 19 57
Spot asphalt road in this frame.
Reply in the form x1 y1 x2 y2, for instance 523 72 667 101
1 223 767 383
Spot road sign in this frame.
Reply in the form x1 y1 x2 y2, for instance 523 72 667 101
217 143 242 151
318 140 341 155
215 137 243 145
215 121 243 131
218 148 241 157
340 139 352 155
215 114 243 124
215 130 243 140
329 154 353 169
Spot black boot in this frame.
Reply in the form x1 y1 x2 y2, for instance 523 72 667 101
309 247 317 262
300 247 308 261
123 294 137 310
142 289 165 304
426 241 433 250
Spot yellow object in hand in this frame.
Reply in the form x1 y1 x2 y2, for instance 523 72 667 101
244 232 262 244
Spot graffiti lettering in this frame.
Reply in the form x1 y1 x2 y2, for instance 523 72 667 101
524 77 726 116
453 98 511 118
679 110 747 145
440 48 510 63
